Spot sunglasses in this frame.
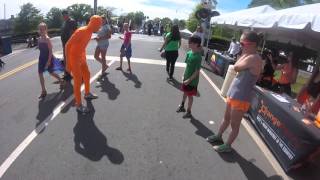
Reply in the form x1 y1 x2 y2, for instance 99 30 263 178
240 40 256 47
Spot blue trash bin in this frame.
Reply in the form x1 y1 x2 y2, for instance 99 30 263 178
1 36 12 55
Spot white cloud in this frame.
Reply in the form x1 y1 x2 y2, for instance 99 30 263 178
2 0 195 20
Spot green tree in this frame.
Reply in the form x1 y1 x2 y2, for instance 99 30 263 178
96 6 116 18
133 11 145 28
14 3 43 34
67 4 92 24
161 17 172 27
186 4 202 32
126 12 135 27
179 20 186 29
172 18 179 25
153 17 161 24
46 7 63 29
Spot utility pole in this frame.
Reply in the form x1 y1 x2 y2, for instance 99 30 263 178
94 0 97 15
4 3 6 19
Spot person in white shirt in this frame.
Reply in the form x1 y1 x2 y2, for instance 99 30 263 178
193 26 204 45
227 38 240 58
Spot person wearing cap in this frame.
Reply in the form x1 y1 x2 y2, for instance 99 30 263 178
61 10 77 82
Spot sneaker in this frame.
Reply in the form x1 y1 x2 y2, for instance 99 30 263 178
206 134 223 143
76 105 90 114
213 143 232 153
182 111 192 119
84 93 98 100
168 77 173 81
115 67 122 71
176 105 186 113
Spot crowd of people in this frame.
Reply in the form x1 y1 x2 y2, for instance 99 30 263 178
38 12 312 152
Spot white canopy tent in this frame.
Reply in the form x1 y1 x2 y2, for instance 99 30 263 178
211 5 276 26
180 29 193 39
211 3 320 52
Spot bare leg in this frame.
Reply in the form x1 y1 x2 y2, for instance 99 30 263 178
94 47 103 64
127 57 131 71
38 73 46 92
226 108 245 145
100 49 108 73
119 56 123 69
217 104 232 136
187 96 193 112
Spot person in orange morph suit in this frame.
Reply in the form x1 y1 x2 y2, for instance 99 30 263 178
65 15 102 113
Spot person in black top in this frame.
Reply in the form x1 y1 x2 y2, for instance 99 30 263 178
147 22 153 36
258 49 276 90
61 10 77 82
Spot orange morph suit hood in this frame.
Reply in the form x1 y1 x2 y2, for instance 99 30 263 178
87 15 103 32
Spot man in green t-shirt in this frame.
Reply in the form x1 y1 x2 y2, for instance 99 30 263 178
176 36 202 118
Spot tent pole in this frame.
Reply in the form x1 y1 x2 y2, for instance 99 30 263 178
206 24 212 48
261 33 266 54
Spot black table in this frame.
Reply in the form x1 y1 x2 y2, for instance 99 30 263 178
248 86 320 172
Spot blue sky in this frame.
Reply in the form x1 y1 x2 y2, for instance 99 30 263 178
216 0 251 13
1 0 252 20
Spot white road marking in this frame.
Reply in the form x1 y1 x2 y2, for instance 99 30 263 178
200 70 288 179
0 60 115 178
54 54 186 68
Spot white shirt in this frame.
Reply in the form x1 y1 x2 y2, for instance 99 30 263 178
228 41 240 56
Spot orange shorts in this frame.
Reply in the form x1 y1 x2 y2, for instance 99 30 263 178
227 97 250 112
315 112 320 128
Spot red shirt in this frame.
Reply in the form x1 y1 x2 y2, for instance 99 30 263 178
123 31 132 45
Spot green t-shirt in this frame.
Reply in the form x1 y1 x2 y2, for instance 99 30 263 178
165 32 180 51
184 51 202 87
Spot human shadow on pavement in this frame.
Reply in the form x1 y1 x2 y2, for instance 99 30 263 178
190 117 215 139
96 75 120 100
219 151 283 180
189 117 282 180
36 92 62 133
121 71 142 88
166 77 181 90
36 84 73 134
73 100 124 164
166 78 201 97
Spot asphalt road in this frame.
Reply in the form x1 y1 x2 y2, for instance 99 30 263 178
0 34 315 180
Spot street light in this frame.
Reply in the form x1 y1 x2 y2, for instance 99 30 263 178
94 0 97 15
